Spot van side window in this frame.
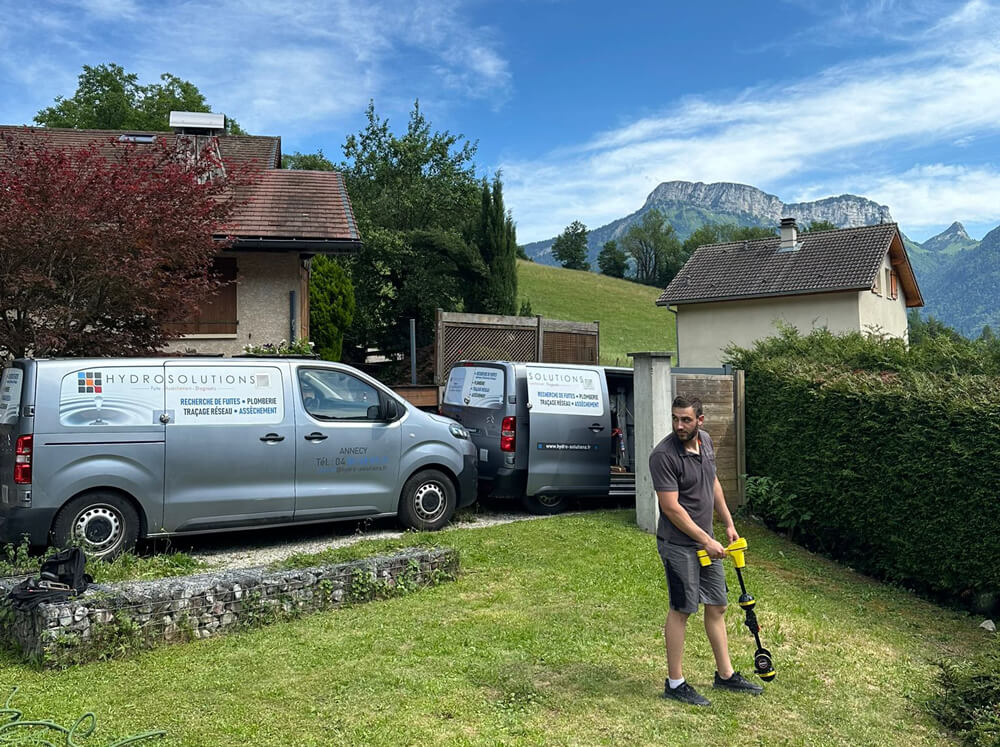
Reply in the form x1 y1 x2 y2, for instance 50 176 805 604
298 370 381 421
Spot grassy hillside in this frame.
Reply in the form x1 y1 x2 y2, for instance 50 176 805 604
517 259 674 366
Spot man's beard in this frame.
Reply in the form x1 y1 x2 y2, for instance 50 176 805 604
674 426 697 442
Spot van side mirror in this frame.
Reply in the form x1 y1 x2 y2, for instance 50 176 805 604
382 399 399 420
367 404 381 420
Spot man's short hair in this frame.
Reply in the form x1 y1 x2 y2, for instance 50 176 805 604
672 395 703 418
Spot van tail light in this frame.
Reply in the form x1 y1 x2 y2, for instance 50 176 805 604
14 435 32 484
500 416 516 452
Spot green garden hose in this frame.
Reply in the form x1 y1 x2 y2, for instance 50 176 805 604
0 687 165 746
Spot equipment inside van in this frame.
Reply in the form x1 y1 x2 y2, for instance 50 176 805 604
0 358 478 559
441 361 635 513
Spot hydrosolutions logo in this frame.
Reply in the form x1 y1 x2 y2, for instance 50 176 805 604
77 371 103 394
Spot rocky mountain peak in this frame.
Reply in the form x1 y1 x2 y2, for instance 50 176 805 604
642 180 893 228
944 221 970 239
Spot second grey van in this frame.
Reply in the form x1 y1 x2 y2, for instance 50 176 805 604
0 357 477 558
440 361 635 513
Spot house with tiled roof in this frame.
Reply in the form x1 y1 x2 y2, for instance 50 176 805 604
0 112 362 356
656 219 923 367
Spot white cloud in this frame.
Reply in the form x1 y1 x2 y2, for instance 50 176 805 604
505 18 1000 242
0 0 510 136
860 165 1000 229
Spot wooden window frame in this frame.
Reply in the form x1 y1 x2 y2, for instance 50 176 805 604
165 256 238 335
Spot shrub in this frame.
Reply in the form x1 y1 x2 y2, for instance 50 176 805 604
927 636 1000 746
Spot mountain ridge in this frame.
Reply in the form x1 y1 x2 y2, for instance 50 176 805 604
521 179 998 338
523 180 893 264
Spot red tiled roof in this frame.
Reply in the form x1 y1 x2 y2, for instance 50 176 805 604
231 170 360 241
0 125 280 170
657 223 922 308
0 125 361 248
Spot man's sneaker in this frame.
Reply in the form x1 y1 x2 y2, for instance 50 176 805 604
713 670 764 695
661 680 711 706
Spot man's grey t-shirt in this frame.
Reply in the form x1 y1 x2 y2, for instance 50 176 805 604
649 429 717 546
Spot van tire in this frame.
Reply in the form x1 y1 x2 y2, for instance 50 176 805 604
52 492 140 561
398 469 456 531
521 493 569 515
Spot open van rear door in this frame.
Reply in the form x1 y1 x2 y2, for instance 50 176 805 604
525 365 611 496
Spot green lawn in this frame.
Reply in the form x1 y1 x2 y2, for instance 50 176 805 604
0 512 982 745
518 260 674 366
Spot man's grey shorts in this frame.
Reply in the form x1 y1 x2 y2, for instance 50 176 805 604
657 538 728 614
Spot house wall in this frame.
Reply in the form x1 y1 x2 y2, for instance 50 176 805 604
675 291 861 367
857 251 910 341
164 252 306 357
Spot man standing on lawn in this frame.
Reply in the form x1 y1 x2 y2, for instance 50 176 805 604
651 395 763 706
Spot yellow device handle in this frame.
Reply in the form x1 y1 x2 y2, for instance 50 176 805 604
727 537 748 568
696 549 711 567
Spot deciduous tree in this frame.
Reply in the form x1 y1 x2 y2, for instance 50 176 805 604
621 209 682 286
551 221 590 270
337 100 483 359
35 63 246 134
597 239 628 278
802 220 837 233
0 132 250 358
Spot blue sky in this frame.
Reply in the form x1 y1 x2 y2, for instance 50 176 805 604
2 0 999 243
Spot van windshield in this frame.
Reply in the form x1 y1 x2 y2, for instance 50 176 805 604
0 367 24 425
444 366 505 408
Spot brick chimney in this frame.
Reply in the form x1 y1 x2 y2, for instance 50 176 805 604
779 217 798 252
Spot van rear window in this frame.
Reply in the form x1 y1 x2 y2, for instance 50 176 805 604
444 366 505 408
0 368 23 425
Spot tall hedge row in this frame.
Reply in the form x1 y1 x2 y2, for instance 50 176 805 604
731 329 1000 607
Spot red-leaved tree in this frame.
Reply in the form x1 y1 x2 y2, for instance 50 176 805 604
0 131 253 358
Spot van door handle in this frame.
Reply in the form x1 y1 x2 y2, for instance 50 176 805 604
304 432 328 441
260 433 285 443
589 423 605 433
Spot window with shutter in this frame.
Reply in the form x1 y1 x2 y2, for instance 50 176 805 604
165 257 238 335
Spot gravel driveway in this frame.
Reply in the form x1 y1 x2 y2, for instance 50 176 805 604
172 506 554 571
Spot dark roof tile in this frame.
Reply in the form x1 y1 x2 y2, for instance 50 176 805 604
657 223 921 307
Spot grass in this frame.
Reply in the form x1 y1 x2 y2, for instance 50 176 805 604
0 511 985 745
518 260 675 366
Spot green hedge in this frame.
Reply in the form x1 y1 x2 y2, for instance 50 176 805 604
730 329 1000 607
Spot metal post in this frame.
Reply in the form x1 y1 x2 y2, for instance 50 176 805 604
410 318 417 385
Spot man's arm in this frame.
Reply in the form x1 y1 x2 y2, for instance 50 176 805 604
657 489 725 558
712 476 739 544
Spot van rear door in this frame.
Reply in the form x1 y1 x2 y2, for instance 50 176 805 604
440 362 511 481
525 365 611 496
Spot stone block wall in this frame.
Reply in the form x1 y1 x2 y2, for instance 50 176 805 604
0 547 457 668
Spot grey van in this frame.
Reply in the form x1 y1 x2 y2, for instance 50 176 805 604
0 357 477 558
440 361 635 513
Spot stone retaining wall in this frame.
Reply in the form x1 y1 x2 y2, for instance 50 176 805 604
0 547 458 668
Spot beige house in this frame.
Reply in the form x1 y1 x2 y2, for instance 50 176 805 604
0 114 361 356
657 219 923 367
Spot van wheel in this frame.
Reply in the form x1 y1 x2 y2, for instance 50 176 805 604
521 493 569 515
52 493 139 561
398 470 456 531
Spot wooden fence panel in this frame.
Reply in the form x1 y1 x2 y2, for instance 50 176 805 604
672 374 744 507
